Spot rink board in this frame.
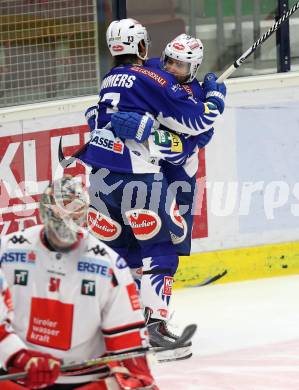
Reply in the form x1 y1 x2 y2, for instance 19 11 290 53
175 241 299 288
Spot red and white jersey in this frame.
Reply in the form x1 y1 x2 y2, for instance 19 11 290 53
0 225 147 384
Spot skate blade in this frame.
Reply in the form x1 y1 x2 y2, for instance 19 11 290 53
153 345 193 363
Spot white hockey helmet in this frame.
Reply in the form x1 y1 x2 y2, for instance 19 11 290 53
40 175 89 248
162 33 204 82
106 18 150 60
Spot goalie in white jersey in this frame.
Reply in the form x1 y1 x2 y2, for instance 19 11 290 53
0 175 158 390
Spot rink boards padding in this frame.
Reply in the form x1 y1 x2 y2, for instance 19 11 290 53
175 241 299 288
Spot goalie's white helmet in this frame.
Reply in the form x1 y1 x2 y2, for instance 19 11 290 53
162 33 204 82
40 175 89 247
106 18 150 60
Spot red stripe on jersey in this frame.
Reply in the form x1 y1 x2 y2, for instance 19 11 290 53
3 288 13 312
0 324 11 342
102 321 145 335
104 330 142 352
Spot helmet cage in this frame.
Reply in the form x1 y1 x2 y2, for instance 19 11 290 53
40 175 89 246
161 34 204 82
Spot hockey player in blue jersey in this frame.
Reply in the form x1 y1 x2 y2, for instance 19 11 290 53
77 19 226 361
110 34 219 266
146 33 215 256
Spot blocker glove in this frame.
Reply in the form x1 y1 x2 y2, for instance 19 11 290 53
202 72 227 114
111 112 154 143
7 349 61 389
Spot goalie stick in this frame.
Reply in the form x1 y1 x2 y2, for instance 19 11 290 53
0 324 197 382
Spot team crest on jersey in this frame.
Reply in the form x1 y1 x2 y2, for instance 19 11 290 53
1 250 36 264
125 209 161 240
90 129 124 154
170 201 187 244
87 208 122 241
81 280 96 296
14 270 28 286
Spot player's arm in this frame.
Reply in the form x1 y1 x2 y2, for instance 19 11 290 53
157 73 226 136
0 269 27 368
101 255 157 389
85 105 98 131
0 268 61 388
111 111 214 166
196 127 214 149
111 73 225 140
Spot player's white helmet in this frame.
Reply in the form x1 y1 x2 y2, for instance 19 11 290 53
162 33 204 82
106 18 150 60
40 175 89 247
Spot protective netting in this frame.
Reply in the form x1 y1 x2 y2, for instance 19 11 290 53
0 0 99 107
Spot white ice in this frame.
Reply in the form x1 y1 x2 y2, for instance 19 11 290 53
153 275 299 390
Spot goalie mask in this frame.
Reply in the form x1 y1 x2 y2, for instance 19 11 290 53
39 175 89 247
161 34 204 82
106 18 150 60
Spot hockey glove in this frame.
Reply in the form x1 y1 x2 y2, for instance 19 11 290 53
203 72 227 114
111 112 154 143
196 128 214 149
85 105 98 132
7 349 61 389
108 356 159 389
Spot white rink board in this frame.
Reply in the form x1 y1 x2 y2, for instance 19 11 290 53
193 72 299 252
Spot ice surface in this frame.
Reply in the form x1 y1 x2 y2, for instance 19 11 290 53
153 275 299 389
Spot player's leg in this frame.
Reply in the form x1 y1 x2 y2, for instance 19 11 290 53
161 162 197 256
87 168 134 261
123 172 192 360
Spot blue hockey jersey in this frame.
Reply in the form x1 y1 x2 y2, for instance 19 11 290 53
78 63 219 173
145 58 214 171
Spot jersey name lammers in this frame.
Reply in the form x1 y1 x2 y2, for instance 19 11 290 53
101 74 136 89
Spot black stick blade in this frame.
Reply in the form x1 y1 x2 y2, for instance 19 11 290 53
58 137 75 168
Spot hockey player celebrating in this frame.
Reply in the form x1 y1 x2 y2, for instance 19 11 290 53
0 175 158 389
75 18 226 362
112 33 219 257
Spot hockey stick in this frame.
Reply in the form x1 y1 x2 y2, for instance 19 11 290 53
58 136 89 168
217 0 299 83
0 324 197 382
